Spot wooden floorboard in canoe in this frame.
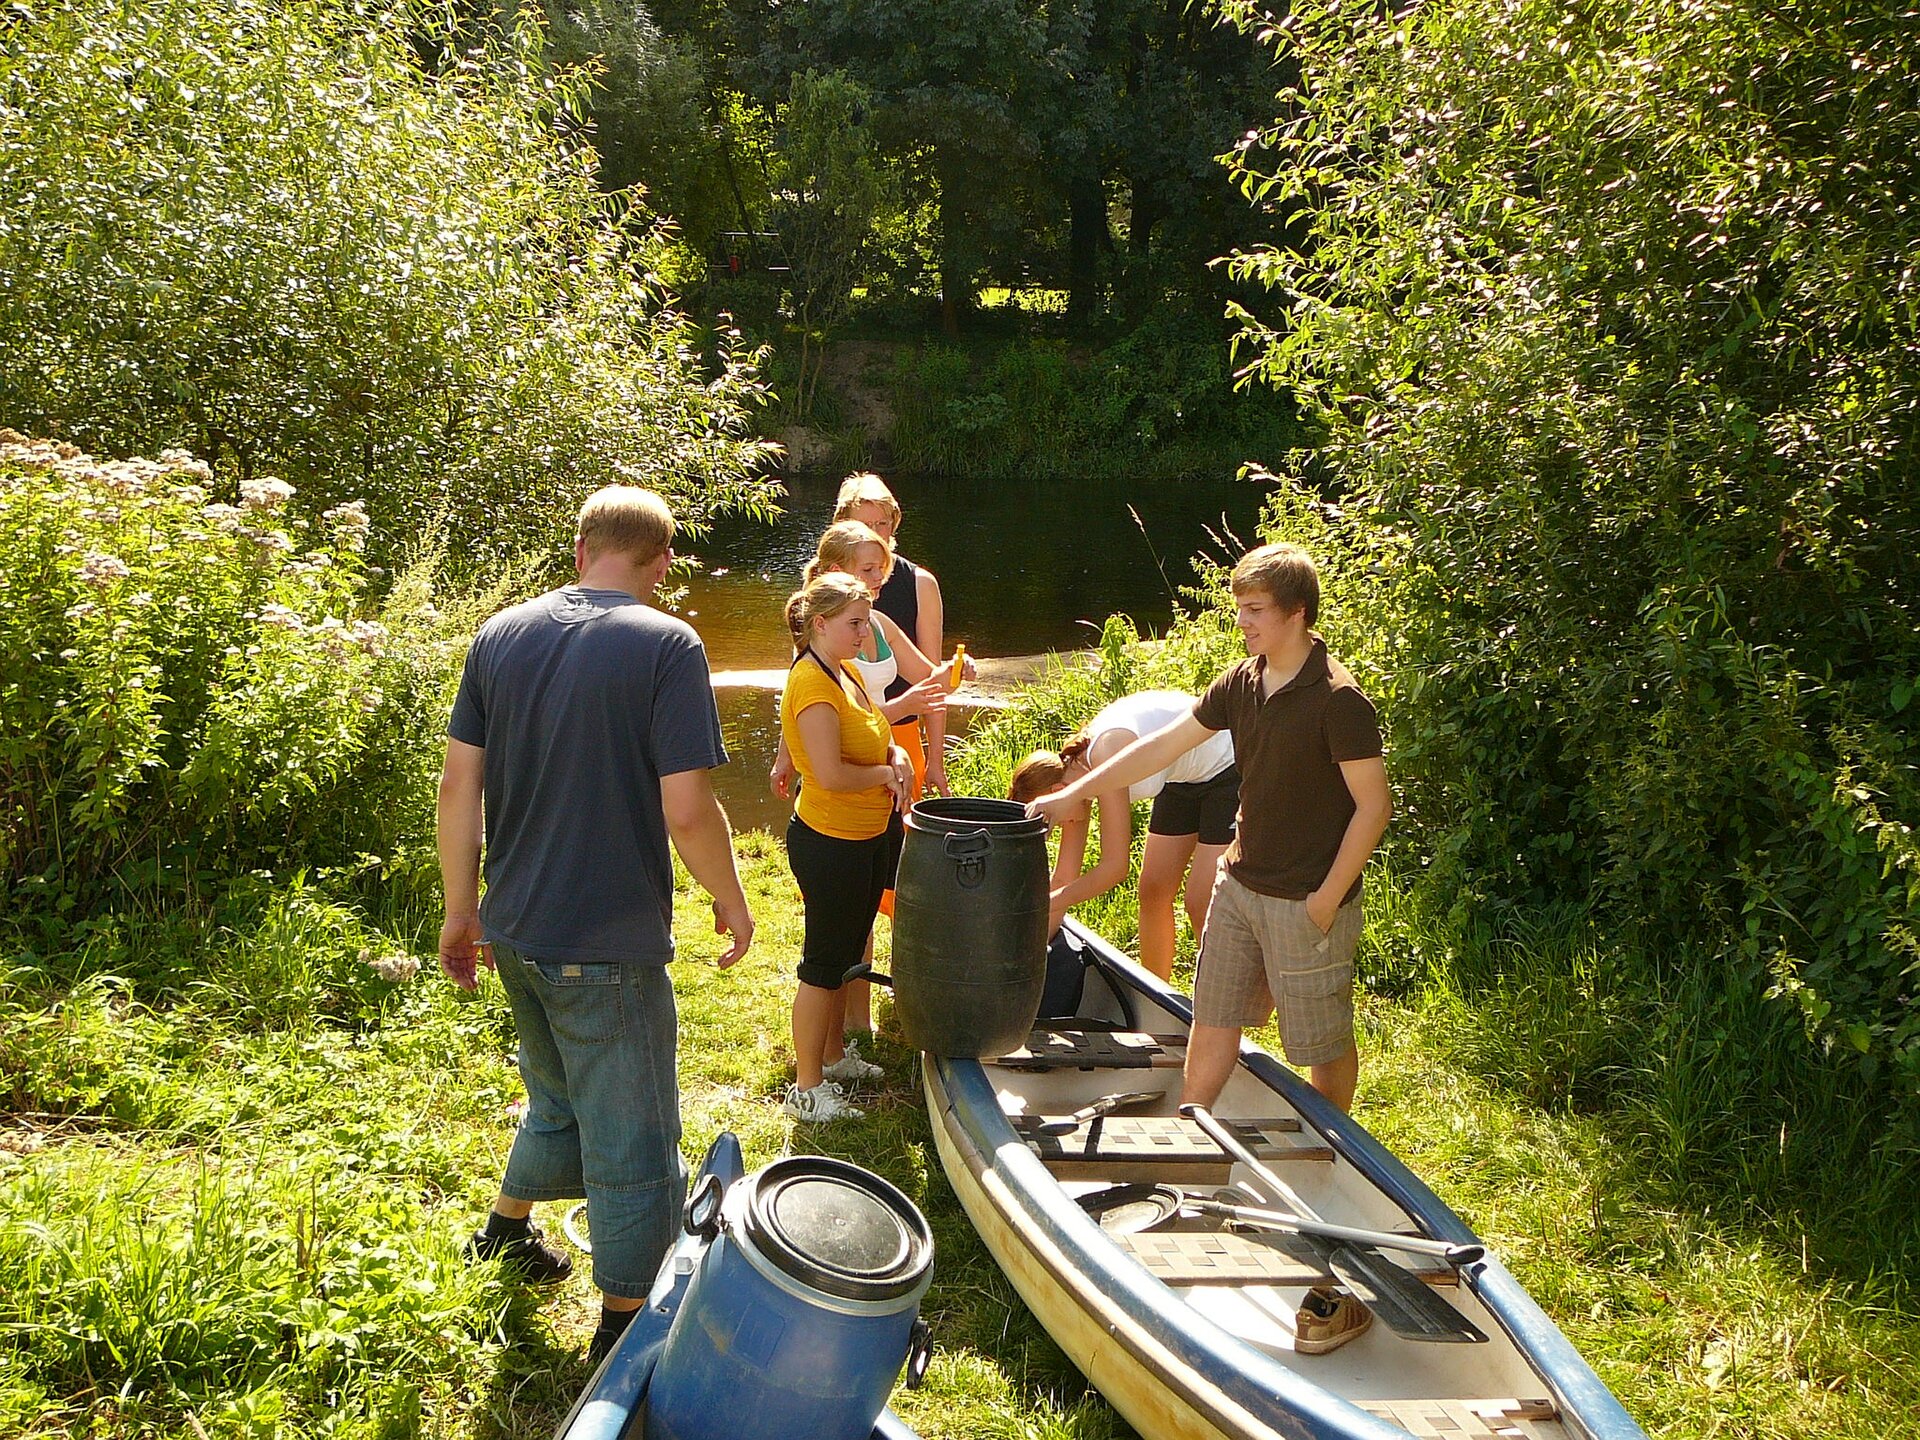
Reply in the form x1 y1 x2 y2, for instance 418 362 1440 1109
1112 1228 1454 1288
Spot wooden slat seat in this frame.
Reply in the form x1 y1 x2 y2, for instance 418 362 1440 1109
1013 1113 1306 1162
1113 1228 1453 1288
992 1030 1185 1071
1358 1398 1558 1439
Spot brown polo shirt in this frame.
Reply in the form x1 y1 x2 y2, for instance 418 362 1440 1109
1193 638 1382 903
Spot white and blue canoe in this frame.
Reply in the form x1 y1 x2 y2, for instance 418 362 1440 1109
924 919 1648 1440
553 1132 921 1440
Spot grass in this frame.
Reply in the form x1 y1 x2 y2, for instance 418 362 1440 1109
3 828 1917 1438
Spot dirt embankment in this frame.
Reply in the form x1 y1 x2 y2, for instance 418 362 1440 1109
773 339 900 472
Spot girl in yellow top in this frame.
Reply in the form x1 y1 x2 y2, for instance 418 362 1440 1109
780 574 918 1124
770 520 961 1055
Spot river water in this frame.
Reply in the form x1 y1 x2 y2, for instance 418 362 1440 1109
685 469 1266 832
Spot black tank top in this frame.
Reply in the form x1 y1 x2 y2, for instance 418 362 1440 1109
873 556 921 706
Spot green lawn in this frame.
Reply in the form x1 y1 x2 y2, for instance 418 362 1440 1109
1 835 1914 1438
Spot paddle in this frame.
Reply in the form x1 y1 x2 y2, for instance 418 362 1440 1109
1181 1103 1489 1345
1180 1196 1485 1267
1036 1091 1161 1136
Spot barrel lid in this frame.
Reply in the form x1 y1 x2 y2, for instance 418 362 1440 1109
741 1157 933 1302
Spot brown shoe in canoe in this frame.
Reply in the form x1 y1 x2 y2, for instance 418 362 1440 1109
1294 1285 1373 1354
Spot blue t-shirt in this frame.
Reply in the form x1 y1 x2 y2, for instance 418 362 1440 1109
447 586 728 963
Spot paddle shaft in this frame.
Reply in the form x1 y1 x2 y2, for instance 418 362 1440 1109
1184 1198 1484 1266
1179 1104 1484 1267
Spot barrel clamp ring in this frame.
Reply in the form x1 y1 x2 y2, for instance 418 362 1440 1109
942 829 992 889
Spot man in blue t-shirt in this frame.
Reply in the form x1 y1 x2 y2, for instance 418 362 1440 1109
437 485 753 1362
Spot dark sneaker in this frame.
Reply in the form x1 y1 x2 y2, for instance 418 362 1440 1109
466 1222 574 1285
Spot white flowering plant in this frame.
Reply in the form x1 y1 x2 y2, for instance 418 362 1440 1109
0 433 457 914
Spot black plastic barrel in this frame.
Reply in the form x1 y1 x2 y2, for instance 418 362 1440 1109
890 797 1051 1057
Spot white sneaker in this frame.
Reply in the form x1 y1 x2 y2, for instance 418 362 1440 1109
783 1081 864 1123
822 1038 884 1085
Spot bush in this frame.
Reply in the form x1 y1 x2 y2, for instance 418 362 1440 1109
1217 0 1920 1095
0 434 461 922
882 317 1298 479
0 0 779 564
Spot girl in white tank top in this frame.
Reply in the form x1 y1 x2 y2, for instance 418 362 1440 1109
1007 691 1240 981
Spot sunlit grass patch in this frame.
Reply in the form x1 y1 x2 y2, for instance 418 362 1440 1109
974 288 1069 316
5 833 1917 1438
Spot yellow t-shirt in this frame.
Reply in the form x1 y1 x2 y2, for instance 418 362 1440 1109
782 655 895 839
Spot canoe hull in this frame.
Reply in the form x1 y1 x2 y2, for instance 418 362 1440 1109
925 919 1648 1440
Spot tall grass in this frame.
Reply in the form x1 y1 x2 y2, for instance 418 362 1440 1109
4 825 1918 1436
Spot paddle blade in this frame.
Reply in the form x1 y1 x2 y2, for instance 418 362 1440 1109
1329 1244 1489 1345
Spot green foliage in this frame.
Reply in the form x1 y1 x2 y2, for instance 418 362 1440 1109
1216 0 1920 1095
723 0 1280 325
0 0 778 563
884 318 1299 479
770 70 893 418
0 435 461 921
541 0 749 258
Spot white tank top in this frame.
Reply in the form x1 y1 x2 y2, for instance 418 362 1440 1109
1085 690 1236 801
850 623 898 700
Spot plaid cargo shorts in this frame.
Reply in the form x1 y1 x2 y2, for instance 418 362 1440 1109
1190 870 1362 1066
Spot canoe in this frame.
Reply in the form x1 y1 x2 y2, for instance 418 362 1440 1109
553 1131 921 1440
923 919 1648 1440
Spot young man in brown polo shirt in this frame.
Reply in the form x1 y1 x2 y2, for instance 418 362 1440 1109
1026 542 1391 1114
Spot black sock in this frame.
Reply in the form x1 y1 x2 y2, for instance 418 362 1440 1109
596 1307 638 1340
484 1212 532 1240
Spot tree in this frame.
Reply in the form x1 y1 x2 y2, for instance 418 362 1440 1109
1219 0 1920 1090
0 0 778 563
769 71 891 418
732 0 1057 332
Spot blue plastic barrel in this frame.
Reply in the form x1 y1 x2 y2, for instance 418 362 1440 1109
644 1156 934 1440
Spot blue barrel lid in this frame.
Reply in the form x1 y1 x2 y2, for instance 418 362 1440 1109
742 1157 933 1302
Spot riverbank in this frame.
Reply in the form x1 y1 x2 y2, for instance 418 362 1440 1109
755 326 1301 485
3 843 1914 1438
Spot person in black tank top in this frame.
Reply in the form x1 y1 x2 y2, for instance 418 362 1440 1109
833 474 974 798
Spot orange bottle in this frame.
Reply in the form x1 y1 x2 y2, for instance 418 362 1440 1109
948 644 967 688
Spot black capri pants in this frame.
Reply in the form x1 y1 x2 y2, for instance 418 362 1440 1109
786 811 905 989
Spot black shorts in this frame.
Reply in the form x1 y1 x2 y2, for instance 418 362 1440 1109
786 811 903 989
1147 765 1240 846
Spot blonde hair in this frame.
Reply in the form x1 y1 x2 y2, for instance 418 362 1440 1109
785 572 871 652
804 520 894 587
833 472 902 530
1006 730 1095 804
577 485 674 565
1231 542 1319 624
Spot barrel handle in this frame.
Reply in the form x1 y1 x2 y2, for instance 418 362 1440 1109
904 1318 933 1389
942 829 991 889
682 1172 724 1239
842 963 890 989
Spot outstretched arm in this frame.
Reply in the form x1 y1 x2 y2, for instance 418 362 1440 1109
437 738 492 991
914 568 954 796
871 612 949 724
1048 788 1134 931
661 768 755 968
